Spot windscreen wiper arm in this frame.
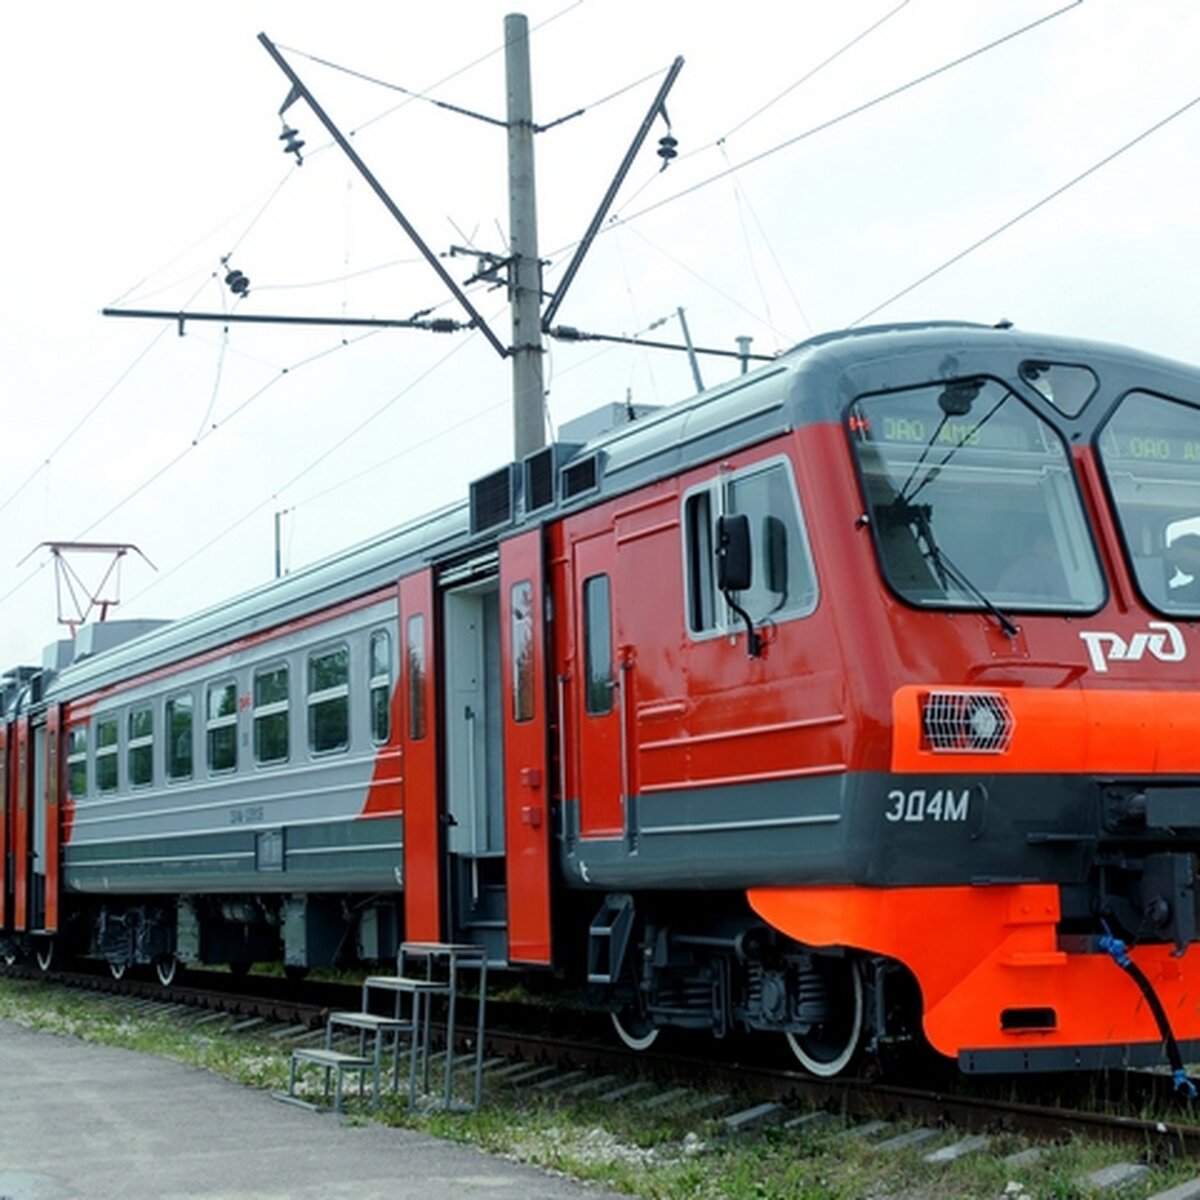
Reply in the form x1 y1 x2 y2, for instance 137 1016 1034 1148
900 500 1019 639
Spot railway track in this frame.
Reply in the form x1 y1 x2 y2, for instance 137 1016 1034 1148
11 962 1200 1157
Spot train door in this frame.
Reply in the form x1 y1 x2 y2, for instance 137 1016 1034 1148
37 707 61 933
0 724 8 930
442 571 508 962
400 570 441 943
499 529 551 965
572 531 627 839
29 718 47 932
12 717 30 931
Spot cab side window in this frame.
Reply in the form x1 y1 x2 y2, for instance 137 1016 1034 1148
684 459 817 636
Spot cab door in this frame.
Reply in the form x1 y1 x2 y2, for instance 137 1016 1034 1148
500 529 551 964
572 531 626 839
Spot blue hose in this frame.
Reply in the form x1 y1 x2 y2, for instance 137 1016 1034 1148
1100 926 1197 1099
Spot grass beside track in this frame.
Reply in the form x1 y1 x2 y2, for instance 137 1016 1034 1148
0 976 1195 1199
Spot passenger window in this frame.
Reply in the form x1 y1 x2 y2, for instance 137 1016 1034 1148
369 631 391 745
254 665 290 765
684 460 817 635
308 647 349 754
206 680 238 774
165 693 194 782
510 581 535 722
583 574 613 716
128 706 153 788
95 715 118 793
407 615 426 740
67 725 88 798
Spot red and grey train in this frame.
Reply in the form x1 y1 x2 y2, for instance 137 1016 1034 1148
3 320 1200 1078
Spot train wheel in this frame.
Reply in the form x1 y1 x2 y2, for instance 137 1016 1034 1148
34 940 54 973
785 958 864 1078
610 1007 660 1052
155 957 178 987
109 961 127 981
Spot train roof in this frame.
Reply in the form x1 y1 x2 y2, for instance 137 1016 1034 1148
42 320 1200 702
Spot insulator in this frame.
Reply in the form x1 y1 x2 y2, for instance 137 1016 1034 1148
657 134 678 164
224 269 250 297
279 125 305 165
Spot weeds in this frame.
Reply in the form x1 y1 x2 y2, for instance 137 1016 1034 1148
0 978 1195 1199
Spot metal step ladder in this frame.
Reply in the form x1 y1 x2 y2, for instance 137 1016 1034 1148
280 941 489 1114
368 941 489 1112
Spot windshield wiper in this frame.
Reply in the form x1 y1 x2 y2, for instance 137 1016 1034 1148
896 498 1020 639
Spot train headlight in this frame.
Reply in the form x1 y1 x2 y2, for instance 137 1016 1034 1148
922 691 1014 753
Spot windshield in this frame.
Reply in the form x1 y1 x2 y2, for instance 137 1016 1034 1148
849 377 1105 613
1097 390 1200 616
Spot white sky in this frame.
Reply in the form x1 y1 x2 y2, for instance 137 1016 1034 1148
1 0 1197 668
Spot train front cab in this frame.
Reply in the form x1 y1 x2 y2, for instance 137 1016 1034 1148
751 351 1200 1076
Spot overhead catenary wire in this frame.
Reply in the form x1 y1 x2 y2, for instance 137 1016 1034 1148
71 328 387 543
0 323 172 524
0 325 388 621
600 1 1083 235
107 170 296 310
279 0 585 141
851 89 1200 326
124 329 484 608
717 0 911 146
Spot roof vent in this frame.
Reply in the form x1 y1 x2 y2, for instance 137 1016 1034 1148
523 442 581 514
470 464 518 535
561 453 601 501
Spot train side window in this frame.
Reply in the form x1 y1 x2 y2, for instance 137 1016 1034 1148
165 693 194 782
308 646 349 755
685 492 717 632
369 630 391 745
583 574 613 715
510 580 535 722
67 725 88 798
407 615 426 740
128 706 153 788
254 664 290 765
206 680 238 774
95 715 118 793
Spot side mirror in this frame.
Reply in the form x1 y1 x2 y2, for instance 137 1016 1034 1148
716 514 752 592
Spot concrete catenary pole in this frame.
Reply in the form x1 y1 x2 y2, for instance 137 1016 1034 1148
505 13 546 459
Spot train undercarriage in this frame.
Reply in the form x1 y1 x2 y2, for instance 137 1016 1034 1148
586 893 921 1075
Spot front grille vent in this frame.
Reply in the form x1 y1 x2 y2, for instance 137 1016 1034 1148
921 690 1014 754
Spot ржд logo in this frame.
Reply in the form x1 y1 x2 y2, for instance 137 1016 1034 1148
1079 620 1186 673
